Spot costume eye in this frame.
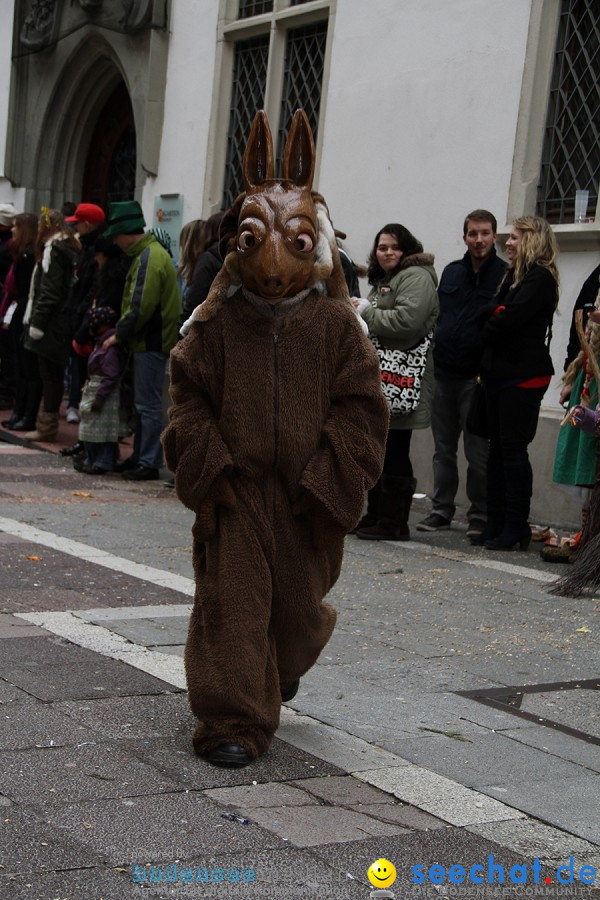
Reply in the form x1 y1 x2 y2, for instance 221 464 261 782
238 230 255 250
294 233 314 252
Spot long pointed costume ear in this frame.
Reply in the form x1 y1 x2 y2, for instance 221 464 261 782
282 109 315 190
243 110 274 190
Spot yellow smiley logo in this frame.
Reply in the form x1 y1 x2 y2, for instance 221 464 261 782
367 858 397 888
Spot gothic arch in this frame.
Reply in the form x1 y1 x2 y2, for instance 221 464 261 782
6 19 169 212
32 36 135 208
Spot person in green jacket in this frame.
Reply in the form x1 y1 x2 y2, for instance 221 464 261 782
352 223 439 541
102 201 181 481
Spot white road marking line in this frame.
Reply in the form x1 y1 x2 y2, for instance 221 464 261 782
16 609 186 689
376 539 557 583
4 516 560 834
0 516 195 595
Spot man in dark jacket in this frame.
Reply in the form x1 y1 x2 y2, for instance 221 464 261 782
417 210 506 538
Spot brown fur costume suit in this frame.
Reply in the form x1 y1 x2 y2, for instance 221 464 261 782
162 111 389 762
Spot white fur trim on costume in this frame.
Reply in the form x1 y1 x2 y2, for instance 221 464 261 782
314 202 334 273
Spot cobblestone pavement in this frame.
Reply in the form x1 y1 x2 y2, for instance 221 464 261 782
0 432 598 899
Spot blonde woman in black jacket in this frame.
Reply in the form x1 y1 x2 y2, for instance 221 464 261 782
474 216 559 550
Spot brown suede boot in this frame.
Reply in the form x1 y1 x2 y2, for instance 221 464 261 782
24 411 59 442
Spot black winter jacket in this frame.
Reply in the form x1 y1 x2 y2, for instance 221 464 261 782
564 264 600 370
181 243 222 324
72 227 104 329
434 248 506 379
480 264 558 382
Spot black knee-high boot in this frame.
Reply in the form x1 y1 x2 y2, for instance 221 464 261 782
485 459 532 551
357 475 416 541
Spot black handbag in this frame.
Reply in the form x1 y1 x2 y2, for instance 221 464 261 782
466 379 488 439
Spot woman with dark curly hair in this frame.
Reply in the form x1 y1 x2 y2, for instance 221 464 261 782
353 223 439 541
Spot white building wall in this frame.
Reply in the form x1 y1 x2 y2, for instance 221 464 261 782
140 0 220 226
0 3 25 209
319 0 530 272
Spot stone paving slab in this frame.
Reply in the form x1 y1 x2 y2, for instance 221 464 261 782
520 688 600 740
456 646 600 686
466 819 599 865
1 868 162 899
205 782 320 809
501 724 600 773
355 765 525 827
0 636 180 700
56 693 195 741
276 712 413 773
0 741 184 804
0 804 105 875
238 804 411 848
39 792 284 866
312 825 595 897
95 616 190 647
147 847 368 899
373 730 595 792
0 679 34 703
0 700 100 750
484 776 600 844
292 669 537 743
0 613 48 638
128 734 345 791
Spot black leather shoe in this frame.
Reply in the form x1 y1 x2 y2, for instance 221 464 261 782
281 679 300 703
74 462 108 475
114 456 138 473
206 743 251 768
9 418 36 431
121 464 159 481
60 441 84 457
2 414 20 429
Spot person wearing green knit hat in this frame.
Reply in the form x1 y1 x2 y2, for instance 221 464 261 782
103 200 146 240
101 200 181 481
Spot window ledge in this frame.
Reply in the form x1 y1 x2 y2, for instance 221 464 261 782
497 223 600 252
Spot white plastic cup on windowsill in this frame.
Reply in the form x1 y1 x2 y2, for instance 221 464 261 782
574 190 589 223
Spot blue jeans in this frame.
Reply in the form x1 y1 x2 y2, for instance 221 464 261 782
131 351 168 469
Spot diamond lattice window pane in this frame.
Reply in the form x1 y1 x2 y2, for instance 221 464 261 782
536 0 599 223
222 35 270 209
238 0 273 19
276 21 328 172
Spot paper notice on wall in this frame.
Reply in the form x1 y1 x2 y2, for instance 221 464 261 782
152 195 184 265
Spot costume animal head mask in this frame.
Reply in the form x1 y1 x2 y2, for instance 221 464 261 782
181 109 349 332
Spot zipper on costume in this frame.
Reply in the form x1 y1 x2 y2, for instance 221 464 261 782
273 325 281 518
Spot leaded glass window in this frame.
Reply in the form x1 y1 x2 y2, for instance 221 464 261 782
276 21 328 171
222 35 269 208
536 0 599 223
238 0 273 19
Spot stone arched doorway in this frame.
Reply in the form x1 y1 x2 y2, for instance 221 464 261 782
82 81 136 208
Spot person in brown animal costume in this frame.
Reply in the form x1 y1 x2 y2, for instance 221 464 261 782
162 110 389 768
